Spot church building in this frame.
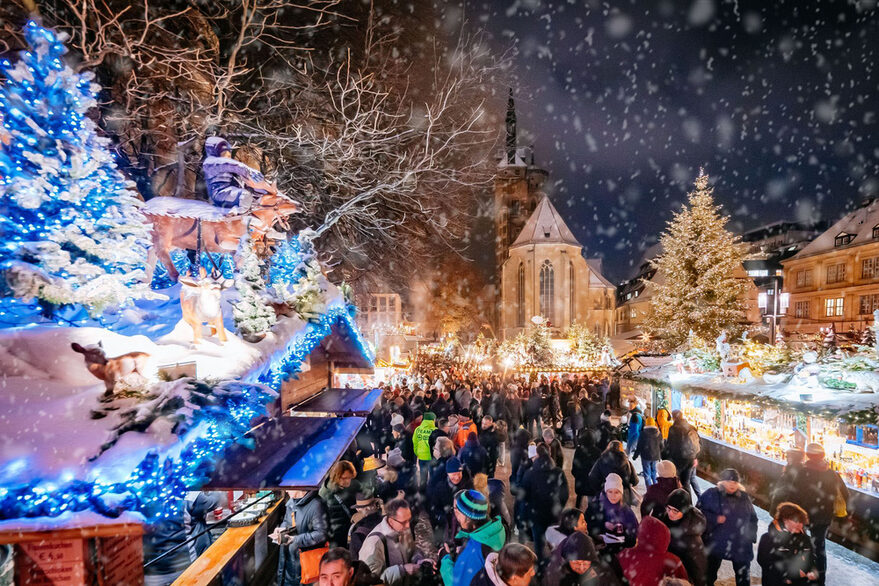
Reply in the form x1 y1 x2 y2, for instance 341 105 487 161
496 91 616 339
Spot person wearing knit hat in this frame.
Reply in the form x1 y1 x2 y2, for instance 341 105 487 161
664 486 709 586
805 442 825 458
440 489 505 586
604 472 624 493
658 460 677 478
390 413 404 427
446 456 463 474
697 467 757 586
585 472 638 564
641 460 683 518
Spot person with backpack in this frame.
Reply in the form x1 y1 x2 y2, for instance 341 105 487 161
665 410 702 498
359 497 431 586
634 416 663 486
455 409 477 449
460 432 489 476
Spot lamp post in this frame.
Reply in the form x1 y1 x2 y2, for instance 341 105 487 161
759 274 788 344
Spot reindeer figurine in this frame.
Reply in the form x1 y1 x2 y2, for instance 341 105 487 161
71 341 151 397
180 269 234 345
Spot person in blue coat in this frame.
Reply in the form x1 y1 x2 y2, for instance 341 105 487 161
696 468 758 586
624 398 644 456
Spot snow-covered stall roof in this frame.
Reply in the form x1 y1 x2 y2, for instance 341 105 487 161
0 281 372 522
627 365 879 424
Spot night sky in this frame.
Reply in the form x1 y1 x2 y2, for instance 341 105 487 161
452 0 879 283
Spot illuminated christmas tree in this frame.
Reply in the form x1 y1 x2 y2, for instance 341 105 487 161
0 23 153 317
645 170 746 346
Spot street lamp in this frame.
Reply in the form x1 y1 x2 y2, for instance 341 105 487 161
758 274 788 344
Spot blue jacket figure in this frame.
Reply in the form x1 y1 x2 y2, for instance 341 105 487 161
697 469 758 586
202 136 274 211
625 400 644 455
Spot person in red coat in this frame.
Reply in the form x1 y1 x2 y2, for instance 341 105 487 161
618 516 688 586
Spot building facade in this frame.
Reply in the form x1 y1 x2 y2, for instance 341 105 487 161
782 200 879 336
499 195 615 339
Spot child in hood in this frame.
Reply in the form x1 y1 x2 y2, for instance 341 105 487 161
618 516 689 586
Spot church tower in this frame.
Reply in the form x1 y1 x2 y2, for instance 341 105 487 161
494 89 548 281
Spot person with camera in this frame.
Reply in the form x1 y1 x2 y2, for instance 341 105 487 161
439 489 506 586
358 497 432 585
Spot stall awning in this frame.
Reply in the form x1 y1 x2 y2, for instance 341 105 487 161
203 416 365 491
292 387 382 416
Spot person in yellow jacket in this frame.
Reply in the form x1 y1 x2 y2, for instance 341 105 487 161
656 408 672 440
413 412 437 487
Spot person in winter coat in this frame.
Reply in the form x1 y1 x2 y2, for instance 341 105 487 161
471 543 537 586
455 410 477 449
758 502 819 586
413 412 437 488
656 407 673 439
525 390 543 437
428 456 473 541
666 411 702 498
274 489 330 586
184 491 224 559
587 440 639 503
571 431 603 509
624 399 644 456
460 432 490 476
770 448 806 516
473 474 513 534
348 493 384 559
359 498 429 586
428 418 452 456
440 490 506 586
479 416 501 478
584 473 639 560
787 443 848 585
320 461 359 548
634 416 663 485
431 393 453 420
618 516 689 586
540 428 565 469
542 531 607 586
641 460 682 518
696 468 758 586
660 488 708 586
597 410 616 452
544 508 588 552
519 443 569 564
143 499 202 585
504 389 524 432
582 393 603 435
513 443 537 538
509 427 531 490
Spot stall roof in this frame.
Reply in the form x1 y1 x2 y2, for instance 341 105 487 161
292 388 383 416
204 416 365 491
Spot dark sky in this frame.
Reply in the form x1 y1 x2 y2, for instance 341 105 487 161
449 0 879 283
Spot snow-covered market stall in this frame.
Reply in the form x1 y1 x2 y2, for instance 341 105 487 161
0 24 375 583
621 331 879 560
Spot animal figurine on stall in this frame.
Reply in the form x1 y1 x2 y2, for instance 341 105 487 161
179 271 234 345
71 342 151 397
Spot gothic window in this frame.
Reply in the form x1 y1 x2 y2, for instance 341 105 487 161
569 261 575 325
517 263 526 327
539 260 554 323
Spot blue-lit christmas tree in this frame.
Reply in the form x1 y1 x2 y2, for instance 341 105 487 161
0 22 154 317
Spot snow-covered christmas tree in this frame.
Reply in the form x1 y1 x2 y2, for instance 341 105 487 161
232 236 276 342
270 230 329 322
645 170 746 346
0 22 154 317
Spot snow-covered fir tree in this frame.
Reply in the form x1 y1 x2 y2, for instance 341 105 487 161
525 316 554 366
0 23 154 316
232 236 276 341
270 230 329 322
645 171 746 346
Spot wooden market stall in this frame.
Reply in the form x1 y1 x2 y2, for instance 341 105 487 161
625 367 879 561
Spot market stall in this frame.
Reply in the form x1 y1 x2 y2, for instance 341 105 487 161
626 365 879 560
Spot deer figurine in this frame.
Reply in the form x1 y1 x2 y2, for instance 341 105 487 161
180 271 234 345
71 341 151 396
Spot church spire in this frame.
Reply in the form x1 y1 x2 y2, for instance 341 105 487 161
505 87 517 163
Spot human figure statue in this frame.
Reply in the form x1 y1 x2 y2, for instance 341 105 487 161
202 136 278 212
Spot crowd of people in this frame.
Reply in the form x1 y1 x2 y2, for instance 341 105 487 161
268 366 847 586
